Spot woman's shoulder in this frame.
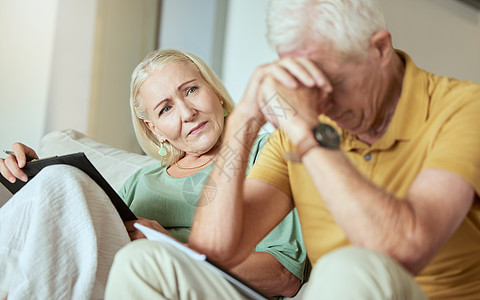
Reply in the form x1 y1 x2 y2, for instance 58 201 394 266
244 132 271 173
120 162 165 190
254 132 270 146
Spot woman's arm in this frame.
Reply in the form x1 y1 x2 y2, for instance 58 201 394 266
230 252 301 298
190 58 321 268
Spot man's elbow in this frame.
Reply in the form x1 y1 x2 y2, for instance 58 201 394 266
381 230 437 275
393 248 433 275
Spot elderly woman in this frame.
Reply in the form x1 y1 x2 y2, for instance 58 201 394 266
0 49 306 299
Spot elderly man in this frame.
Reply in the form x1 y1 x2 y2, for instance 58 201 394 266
189 0 480 299
106 0 480 299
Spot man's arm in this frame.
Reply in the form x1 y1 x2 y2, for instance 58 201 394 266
263 72 475 274
300 144 474 274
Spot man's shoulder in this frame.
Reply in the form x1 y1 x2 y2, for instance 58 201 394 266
427 75 480 115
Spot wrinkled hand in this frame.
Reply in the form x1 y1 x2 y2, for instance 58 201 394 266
124 217 172 241
234 58 332 134
0 143 38 183
252 58 333 143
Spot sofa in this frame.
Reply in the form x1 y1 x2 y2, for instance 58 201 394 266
0 129 307 299
38 129 157 190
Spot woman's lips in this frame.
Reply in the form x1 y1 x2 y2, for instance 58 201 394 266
189 121 207 135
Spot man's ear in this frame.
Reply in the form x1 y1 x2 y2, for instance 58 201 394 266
369 30 393 66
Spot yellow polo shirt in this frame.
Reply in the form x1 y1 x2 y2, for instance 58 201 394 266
248 51 480 299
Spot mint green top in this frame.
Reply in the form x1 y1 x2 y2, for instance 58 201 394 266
119 134 307 280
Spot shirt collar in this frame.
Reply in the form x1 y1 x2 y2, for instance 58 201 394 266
382 50 429 143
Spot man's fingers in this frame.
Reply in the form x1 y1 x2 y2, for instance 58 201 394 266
254 58 334 95
277 58 317 87
273 57 333 92
263 64 299 89
291 57 332 91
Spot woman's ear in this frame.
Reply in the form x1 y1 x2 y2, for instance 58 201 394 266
143 119 156 133
143 119 165 141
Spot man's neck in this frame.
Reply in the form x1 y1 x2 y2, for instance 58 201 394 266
356 53 405 145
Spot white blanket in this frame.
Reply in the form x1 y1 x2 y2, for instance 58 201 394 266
0 165 130 300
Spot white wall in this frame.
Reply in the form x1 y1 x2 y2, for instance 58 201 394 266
0 0 158 155
158 0 227 77
378 0 480 83
222 0 277 103
0 0 59 151
87 0 159 153
221 0 277 133
45 0 97 135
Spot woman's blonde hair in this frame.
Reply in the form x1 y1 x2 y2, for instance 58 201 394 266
130 49 235 166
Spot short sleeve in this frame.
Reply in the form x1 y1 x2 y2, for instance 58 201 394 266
247 130 293 198
424 84 480 195
246 133 269 174
254 208 307 281
117 169 142 206
247 131 307 280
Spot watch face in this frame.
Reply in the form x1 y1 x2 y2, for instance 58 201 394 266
314 123 340 149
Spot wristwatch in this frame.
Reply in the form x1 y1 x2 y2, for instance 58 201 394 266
295 123 340 159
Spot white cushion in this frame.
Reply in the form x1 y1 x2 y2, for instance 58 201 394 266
38 129 157 191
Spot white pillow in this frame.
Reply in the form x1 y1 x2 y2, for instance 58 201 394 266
38 129 157 191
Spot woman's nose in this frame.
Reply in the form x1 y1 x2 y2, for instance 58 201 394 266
179 101 196 122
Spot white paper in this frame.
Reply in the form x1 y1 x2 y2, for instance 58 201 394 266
133 223 207 261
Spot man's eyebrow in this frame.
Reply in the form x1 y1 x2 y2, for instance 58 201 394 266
153 79 197 112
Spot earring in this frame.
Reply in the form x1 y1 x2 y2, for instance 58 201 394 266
158 141 167 157
220 100 228 117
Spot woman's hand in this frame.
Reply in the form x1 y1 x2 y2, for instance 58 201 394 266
0 143 38 183
124 217 172 241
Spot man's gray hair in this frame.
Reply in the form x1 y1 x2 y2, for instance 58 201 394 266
266 0 386 61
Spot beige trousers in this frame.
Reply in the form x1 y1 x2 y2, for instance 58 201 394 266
105 239 249 300
105 240 428 300
303 247 428 300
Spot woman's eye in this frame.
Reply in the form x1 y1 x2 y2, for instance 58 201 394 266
160 105 171 115
186 86 197 95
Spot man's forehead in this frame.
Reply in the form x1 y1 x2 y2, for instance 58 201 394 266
279 49 314 59
279 50 335 72
278 42 334 60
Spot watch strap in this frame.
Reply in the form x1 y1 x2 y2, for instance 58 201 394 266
295 133 319 160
